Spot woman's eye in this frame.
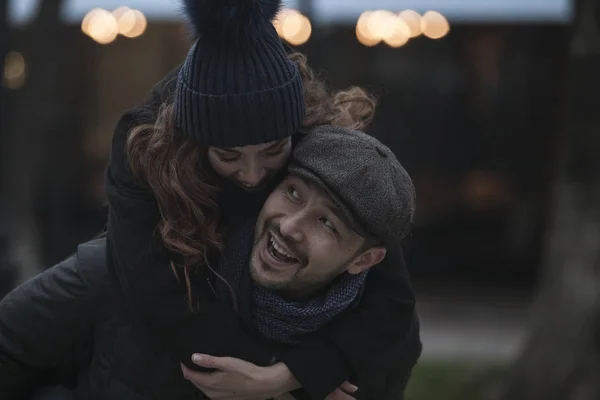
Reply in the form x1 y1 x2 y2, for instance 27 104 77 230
219 155 241 163
263 150 283 158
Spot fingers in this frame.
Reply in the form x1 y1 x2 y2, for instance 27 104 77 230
339 381 358 393
327 388 357 400
181 363 213 388
191 353 253 372
191 353 231 370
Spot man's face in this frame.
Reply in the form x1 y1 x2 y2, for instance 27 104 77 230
250 174 386 299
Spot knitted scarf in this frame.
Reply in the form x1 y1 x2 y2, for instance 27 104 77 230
215 217 368 345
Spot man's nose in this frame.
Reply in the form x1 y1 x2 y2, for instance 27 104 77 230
278 212 305 243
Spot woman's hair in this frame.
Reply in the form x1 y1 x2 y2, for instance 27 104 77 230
126 52 376 306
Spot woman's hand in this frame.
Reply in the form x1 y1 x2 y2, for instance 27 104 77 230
326 381 358 399
182 353 358 400
181 354 299 400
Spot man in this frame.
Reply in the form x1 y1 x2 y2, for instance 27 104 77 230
0 125 420 399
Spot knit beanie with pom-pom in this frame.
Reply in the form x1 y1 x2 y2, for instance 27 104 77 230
174 0 305 148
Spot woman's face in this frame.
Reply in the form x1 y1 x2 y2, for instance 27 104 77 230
207 137 292 192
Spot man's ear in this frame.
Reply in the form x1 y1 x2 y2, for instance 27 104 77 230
347 247 387 275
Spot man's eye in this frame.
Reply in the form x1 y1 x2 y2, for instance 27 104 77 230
288 186 300 199
320 218 338 233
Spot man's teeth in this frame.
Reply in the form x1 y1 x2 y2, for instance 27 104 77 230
269 236 294 260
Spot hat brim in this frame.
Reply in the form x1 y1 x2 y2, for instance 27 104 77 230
288 165 368 238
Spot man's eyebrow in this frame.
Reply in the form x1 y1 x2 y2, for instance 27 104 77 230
324 202 352 231
295 175 352 231
295 175 313 189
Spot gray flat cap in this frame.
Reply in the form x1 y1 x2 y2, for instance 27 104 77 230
289 125 415 249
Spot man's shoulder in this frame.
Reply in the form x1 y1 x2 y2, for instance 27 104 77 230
73 236 110 286
32 236 112 301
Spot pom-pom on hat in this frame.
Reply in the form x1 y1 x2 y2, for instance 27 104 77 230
174 0 306 148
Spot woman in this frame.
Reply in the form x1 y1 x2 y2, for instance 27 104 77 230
106 0 419 398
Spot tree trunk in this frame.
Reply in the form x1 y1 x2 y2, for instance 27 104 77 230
498 1 600 399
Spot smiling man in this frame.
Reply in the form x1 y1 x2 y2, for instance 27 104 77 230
252 175 385 298
183 125 419 399
0 125 420 400
253 124 413 302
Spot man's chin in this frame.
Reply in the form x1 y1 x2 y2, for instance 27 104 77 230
250 266 282 291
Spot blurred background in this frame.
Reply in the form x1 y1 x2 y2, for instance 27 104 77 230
2 0 600 399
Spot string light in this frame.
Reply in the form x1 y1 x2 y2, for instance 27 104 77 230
82 9 118 44
368 10 398 41
274 9 311 46
398 10 422 38
356 9 450 46
81 8 104 36
82 7 148 44
3 51 26 89
384 25 410 48
117 9 147 38
357 10 410 48
356 11 380 47
420 11 450 39
113 6 136 35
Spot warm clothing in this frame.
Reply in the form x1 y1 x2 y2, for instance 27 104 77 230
174 0 305 147
215 217 368 346
104 66 421 399
0 235 420 399
0 238 266 399
288 125 416 249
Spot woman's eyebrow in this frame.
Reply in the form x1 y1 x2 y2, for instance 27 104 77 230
261 139 288 152
214 147 239 154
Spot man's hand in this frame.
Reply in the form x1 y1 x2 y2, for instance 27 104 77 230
181 354 299 400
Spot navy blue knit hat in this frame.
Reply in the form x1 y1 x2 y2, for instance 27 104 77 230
174 0 306 148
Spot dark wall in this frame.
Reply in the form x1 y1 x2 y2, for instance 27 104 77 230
299 25 568 283
1 21 571 290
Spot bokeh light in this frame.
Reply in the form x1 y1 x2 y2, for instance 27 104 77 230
274 9 312 46
3 51 26 89
420 11 450 39
398 10 422 38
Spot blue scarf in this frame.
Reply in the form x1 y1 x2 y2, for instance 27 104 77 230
216 218 367 345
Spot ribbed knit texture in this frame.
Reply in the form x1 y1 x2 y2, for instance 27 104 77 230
289 125 416 249
174 23 305 147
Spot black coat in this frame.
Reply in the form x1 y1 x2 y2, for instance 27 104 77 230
102 65 421 399
0 237 420 399
0 238 229 399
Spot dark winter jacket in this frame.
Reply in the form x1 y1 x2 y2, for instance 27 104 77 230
102 63 421 398
0 236 420 399
0 237 228 399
